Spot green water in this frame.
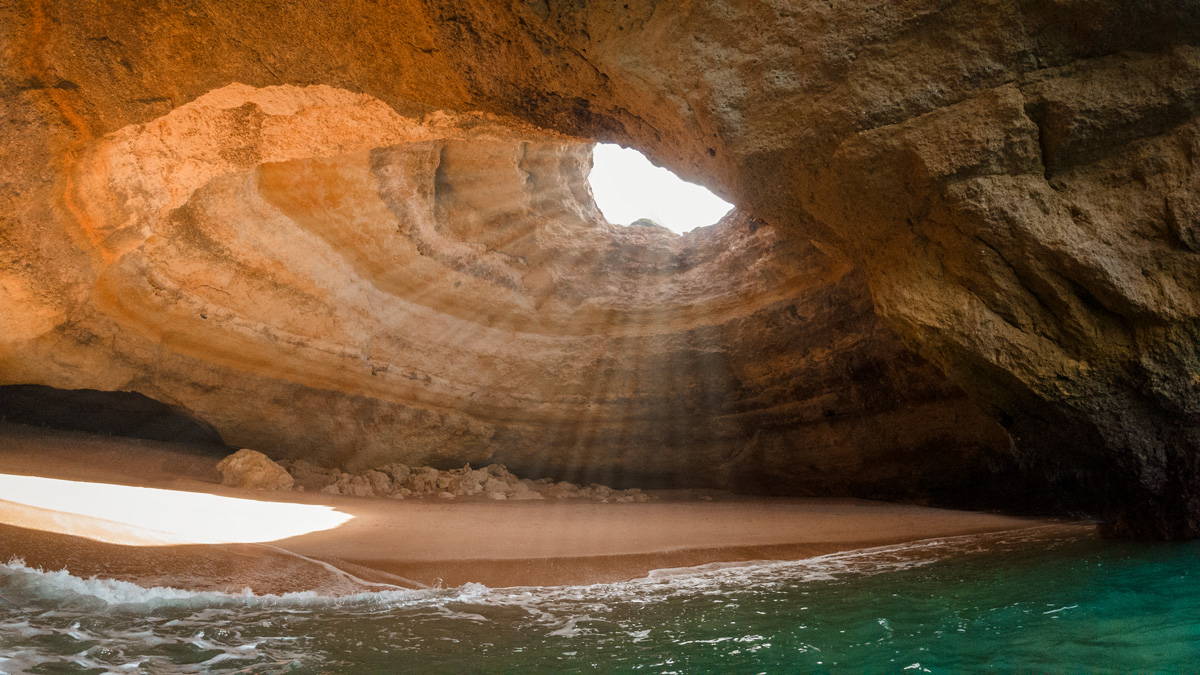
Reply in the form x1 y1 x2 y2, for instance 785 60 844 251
1 526 1197 673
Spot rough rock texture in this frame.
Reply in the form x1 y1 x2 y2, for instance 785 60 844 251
217 449 294 491
2 1 1198 534
0 82 1007 501
288 460 654 503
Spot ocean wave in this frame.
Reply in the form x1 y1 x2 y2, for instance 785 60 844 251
0 525 1100 673
0 558 489 611
0 525 1087 611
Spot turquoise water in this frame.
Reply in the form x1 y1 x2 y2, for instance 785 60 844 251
1 526 1197 673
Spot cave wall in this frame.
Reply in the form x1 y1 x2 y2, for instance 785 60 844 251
0 81 1008 497
2 1 1198 531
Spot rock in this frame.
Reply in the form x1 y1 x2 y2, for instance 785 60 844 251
438 491 455 499
402 469 438 494
288 459 337 492
365 469 392 494
590 485 614 500
542 482 576 499
216 449 294 491
482 477 513 496
447 475 482 495
319 473 350 494
467 476 486 495
487 492 508 501
333 475 371 498
485 465 511 480
381 463 411 484
287 459 319 481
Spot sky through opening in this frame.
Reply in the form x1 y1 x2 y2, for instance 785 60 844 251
588 144 733 234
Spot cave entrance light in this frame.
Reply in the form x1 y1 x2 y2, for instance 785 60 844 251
588 144 733 234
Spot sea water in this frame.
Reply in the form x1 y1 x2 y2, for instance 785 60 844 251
1 526 1197 674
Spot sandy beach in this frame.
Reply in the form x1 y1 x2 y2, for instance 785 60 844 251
0 423 1071 590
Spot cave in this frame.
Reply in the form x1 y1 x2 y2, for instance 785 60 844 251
3 2 1200 670
3 81 1019 506
2 1 1197 539
0 384 226 447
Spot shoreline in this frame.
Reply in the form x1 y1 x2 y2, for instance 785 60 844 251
0 424 1080 591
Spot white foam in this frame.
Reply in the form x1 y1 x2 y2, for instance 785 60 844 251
0 557 486 611
0 525 1085 614
0 526 1094 672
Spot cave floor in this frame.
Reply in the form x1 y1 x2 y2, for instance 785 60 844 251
0 423 1083 589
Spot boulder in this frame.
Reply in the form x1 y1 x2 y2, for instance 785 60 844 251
217 449 294 491
402 469 438 494
365 469 392 495
483 477 513 496
347 475 375 498
381 463 411 484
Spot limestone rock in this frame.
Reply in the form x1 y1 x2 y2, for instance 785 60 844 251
365 470 392 495
402 469 439 494
382 463 411 484
217 449 294 491
483 478 513 496
0 77 1009 517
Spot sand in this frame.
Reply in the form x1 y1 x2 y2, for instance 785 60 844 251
0 423 1075 590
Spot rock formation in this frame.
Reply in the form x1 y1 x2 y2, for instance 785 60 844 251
2 1 1197 535
0 82 1005 502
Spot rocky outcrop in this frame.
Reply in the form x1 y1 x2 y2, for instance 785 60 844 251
2 1 1197 534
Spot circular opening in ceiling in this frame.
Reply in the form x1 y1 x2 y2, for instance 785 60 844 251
588 144 733 234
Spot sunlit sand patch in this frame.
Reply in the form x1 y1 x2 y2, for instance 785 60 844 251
0 473 353 546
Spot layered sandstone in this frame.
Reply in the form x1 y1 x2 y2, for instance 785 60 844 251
2 1 1198 534
0 82 1007 501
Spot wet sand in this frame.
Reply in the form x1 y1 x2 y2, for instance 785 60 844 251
0 423 1072 590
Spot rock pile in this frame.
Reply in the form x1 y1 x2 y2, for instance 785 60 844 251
279 459 654 503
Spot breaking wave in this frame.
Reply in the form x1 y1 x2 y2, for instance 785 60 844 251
0 526 1102 674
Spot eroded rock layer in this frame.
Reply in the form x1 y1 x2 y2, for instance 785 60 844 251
3 1 1198 533
1 82 1008 501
